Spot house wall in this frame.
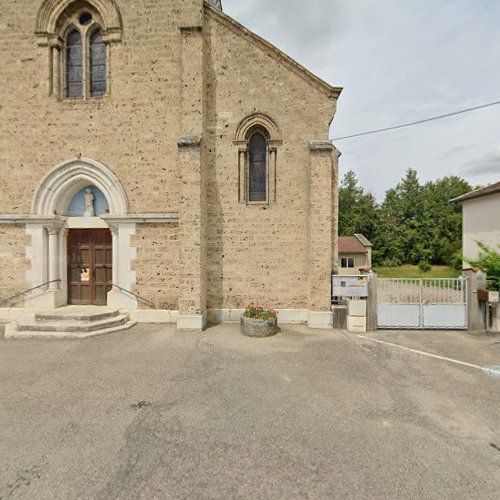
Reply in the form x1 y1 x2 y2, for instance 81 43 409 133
0 226 29 302
338 253 369 276
0 0 202 304
0 0 193 215
0 1 339 320
462 193 500 262
204 9 338 311
131 225 180 310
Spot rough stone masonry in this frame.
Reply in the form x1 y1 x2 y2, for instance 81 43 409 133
0 0 342 329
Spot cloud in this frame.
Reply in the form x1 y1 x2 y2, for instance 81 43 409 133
461 147 500 177
223 0 500 198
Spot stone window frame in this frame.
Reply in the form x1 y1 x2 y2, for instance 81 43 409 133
234 113 282 205
35 0 122 100
61 13 107 100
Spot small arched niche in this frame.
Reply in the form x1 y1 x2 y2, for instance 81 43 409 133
68 185 110 217
32 156 129 216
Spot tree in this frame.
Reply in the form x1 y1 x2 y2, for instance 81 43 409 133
339 168 473 268
422 176 472 265
338 170 378 240
373 168 428 266
466 242 500 290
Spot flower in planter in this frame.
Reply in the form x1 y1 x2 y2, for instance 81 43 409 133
243 304 279 320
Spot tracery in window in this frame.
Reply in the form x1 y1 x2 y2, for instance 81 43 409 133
61 8 107 100
36 1 122 100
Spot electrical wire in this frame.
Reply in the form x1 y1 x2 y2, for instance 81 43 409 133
331 99 500 140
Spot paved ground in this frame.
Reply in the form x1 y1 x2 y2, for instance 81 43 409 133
0 323 499 499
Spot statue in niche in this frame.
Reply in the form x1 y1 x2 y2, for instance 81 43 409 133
84 188 95 217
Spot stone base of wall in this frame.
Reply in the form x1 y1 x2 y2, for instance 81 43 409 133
307 311 334 329
207 308 309 324
177 311 208 330
1 307 337 331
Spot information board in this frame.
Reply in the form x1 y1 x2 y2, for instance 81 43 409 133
332 275 368 298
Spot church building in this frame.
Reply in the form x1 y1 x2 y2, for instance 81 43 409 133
0 0 342 331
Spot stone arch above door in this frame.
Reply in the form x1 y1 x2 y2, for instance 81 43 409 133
32 156 129 216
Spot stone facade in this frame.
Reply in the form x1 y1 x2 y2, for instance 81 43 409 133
0 0 341 329
0 226 29 301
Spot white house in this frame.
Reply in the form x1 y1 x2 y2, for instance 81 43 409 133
452 181 500 262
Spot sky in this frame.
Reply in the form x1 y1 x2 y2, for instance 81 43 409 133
223 0 500 199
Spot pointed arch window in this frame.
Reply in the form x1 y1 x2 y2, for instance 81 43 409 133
66 29 83 98
248 132 268 202
35 1 122 100
234 114 282 205
90 29 107 97
63 17 107 99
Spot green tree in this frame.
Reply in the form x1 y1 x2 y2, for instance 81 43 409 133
338 170 378 240
373 168 428 266
340 168 472 268
467 242 500 290
422 176 472 265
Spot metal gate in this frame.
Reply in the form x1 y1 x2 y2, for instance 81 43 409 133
377 278 468 330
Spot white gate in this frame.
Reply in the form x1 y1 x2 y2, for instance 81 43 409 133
377 278 468 330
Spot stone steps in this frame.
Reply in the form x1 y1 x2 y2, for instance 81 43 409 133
5 307 137 339
35 309 120 322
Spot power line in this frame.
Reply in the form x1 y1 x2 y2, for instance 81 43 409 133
331 99 500 141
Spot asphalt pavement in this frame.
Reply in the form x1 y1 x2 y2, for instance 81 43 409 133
1 323 499 499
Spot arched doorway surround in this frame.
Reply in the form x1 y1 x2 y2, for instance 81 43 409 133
32 156 128 216
27 156 135 308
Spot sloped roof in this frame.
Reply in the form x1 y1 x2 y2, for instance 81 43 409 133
204 3 342 98
451 181 500 203
339 235 371 254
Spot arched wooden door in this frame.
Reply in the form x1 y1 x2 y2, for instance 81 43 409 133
67 229 112 305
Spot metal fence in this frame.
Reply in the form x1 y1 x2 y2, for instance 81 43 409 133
377 277 467 330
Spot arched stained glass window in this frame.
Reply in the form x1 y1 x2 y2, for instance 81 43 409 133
66 29 83 98
248 132 267 202
90 29 106 97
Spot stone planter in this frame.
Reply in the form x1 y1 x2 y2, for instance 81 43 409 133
240 315 279 338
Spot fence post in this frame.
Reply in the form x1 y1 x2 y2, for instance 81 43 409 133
366 271 378 331
463 268 487 332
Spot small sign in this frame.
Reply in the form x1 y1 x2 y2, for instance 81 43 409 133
478 290 499 303
332 275 368 298
80 268 90 282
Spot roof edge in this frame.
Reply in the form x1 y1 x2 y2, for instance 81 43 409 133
338 235 370 254
204 4 342 99
354 233 372 248
451 181 500 203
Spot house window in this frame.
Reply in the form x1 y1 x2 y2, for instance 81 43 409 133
341 257 355 268
248 132 267 202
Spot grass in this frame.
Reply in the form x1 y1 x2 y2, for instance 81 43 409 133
374 265 461 279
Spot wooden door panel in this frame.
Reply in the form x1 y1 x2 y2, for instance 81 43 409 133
94 247 105 265
95 267 108 282
67 229 112 306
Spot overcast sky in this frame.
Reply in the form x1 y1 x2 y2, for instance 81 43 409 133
223 0 500 199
